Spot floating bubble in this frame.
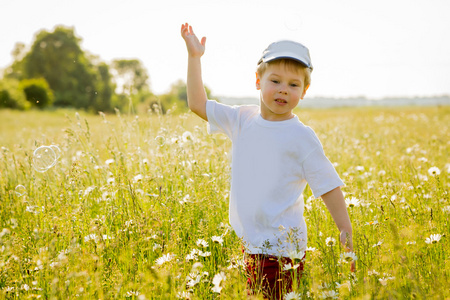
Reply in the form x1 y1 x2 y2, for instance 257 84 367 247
50 145 62 160
15 185 26 196
155 136 165 147
33 145 57 172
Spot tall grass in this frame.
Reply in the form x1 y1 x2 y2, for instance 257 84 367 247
0 105 448 299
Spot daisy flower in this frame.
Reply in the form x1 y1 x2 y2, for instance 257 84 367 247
320 289 339 299
345 197 360 208
284 291 302 300
211 236 224 245
155 253 175 266
325 237 337 247
340 251 358 263
196 239 209 248
288 250 305 262
211 272 226 293
427 166 441 176
425 234 442 244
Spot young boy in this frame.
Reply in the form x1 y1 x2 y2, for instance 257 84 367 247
181 23 354 299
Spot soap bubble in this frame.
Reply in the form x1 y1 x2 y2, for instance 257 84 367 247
33 145 57 172
155 136 165 147
15 185 26 196
50 145 62 159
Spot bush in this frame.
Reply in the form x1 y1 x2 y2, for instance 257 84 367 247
19 78 54 108
0 78 30 110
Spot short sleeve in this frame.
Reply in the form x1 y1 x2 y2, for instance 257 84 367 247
302 148 344 198
206 100 239 139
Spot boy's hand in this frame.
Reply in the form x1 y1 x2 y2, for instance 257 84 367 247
181 23 206 58
340 230 356 272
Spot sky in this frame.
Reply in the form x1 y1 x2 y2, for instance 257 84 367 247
1 0 450 99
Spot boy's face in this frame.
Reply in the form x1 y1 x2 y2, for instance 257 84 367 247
256 62 308 121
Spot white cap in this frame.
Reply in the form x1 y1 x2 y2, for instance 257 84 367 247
258 40 313 71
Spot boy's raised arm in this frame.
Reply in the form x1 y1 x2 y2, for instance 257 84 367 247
181 23 208 121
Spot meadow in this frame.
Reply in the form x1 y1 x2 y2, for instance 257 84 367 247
0 105 448 299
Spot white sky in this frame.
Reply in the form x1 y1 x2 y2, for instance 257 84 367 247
1 0 449 99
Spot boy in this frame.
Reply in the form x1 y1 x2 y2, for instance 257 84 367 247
181 23 354 299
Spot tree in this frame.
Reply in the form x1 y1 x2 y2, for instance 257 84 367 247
16 26 99 109
157 80 213 114
111 59 150 95
0 78 30 110
19 78 54 108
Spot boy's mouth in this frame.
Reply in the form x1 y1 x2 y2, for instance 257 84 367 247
275 99 287 104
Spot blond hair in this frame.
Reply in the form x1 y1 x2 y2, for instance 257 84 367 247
257 59 311 89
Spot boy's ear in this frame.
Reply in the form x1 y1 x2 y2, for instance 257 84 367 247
301 84 310 99
255 72 261 90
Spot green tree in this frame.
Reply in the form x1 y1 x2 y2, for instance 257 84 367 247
19 78 54 108
0 78 30 110
15 26 99 109
158 80 213 113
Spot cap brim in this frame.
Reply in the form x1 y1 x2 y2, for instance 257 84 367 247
262 52 312 69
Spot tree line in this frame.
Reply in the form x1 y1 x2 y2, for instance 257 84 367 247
0 25 212 114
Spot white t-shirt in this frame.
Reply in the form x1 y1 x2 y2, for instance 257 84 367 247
206 100 344 256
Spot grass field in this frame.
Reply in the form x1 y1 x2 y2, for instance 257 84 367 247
0 105 449 299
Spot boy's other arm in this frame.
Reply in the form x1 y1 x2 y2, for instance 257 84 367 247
181 23 208 121
321 186 356 271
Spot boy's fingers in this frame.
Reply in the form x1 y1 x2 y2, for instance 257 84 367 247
201 37 207 46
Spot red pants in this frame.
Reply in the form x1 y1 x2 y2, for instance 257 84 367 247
245 253 305 300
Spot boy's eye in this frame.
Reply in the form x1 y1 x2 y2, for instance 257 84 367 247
271 80 279 84
290 83 299 87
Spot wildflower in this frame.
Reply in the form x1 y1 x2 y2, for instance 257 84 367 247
133 174 143 183
84 234 99 243
284 291 302 300
288 249 305 262
177 291 192 299
372 241 382 248
378 275 395 286
125 290 140 297
325 237 337 247
406 241 416 245
282 263 301 271
182 131 194 143
142 158 149 165
368 269 379 276
425 234 442 244
345 197 360 208
179 194 190 205
320 289 339 299
378 170 386 176
186 274 202 288
340 251 358 263
306 246 317 252
211 236 224 245
107 177 115 185
211 272 226 293
198 250 211 257
186 253 197 262
355 166 365 171
196 239 209 248
365 220 379 226
105 158 114 166
427 166 441 176
155 253 175 266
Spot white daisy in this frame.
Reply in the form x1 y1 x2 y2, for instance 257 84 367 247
155 253 175 266
320 289 339 299
340 251 358 263
211 272 226 293
288 250 305 262
425 233 442 244
345 197 360 208
196 239 209 248
284 291 302 300
211 236 224 245
427 166 441 176
325 237 337 247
